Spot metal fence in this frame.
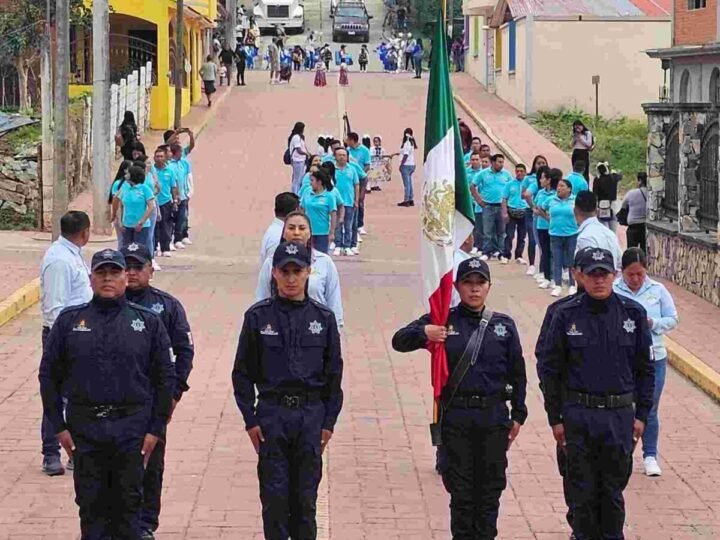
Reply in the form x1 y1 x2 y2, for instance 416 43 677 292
699 123 719 231
663 123 679 217
70 33 158 86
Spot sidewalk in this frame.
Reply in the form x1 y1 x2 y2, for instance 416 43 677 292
452 73 720 379
0 85 231 325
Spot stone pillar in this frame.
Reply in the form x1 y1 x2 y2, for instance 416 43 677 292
646 111 671 222
678 111 707 232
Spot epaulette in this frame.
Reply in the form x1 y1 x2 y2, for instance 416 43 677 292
308 298 334 316
247 298 274 312
57 302 90 318
128 301 157 316
148 286 176 302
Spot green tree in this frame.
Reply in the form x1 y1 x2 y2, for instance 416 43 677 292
0 0 91 113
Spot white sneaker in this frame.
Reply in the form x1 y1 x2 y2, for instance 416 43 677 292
358 227 368 235
643 456 662 477
480 254 489 261
500 257 509 265
538 279 551 289
526 265 536 276
344 248 355 256
357 235 363 243
330 242 336 251
470 247 479 255
182 238 193 245
351 247 360 255
175 241 186 250
534 273 545 282
516 258 527 265
568 286 578 296
550 286 562 297
169 243 177 251
161 251 172 258
152 260 162 271
562 269 569 281
333 247 342 256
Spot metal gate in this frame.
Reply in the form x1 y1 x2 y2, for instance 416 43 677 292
698 123 719 231
663 123 679 216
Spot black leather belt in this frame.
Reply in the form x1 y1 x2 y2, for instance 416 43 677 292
448 393 504 409
565 390 634 409
70 403 145 419
259 392 322 409
485 202 502 207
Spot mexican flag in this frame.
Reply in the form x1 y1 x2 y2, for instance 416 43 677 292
422 11 475 400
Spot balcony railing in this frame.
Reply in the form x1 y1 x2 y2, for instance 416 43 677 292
70 33 158 86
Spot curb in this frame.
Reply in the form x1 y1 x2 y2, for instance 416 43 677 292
454 90 720 404
0 90 229 329
0 278 40 328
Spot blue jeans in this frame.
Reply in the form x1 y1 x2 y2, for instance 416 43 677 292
174 200 188 242
550 234 578 286
482 205 505 256
313 235 329 253
400 165 415 201
334 205 355 248
122 226 152 255
643 358 667 458
291 161 306 194
524 209 536 265
148 205 158 257
473 212 484 250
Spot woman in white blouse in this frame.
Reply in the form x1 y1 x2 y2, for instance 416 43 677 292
256 210 344 327
571 119 594 181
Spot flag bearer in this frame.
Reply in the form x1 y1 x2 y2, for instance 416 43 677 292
392 258 527 539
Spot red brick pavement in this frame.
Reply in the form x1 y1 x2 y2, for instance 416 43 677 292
0 72 717 539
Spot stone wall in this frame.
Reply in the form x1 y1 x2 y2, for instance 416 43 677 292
646 108 672 222
648 224 720 307
0 148 39 218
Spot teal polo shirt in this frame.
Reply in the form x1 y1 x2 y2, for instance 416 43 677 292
567 172 589 195
542 194 578 237
521 173 537 193
119 182 154 228
504 179 528 210
301 189 338 235
168 158 190 201
478 168 512 204
334 164 359 206
152 165 177 206
348 145 371 171
534 189 555 230
466 166 487 214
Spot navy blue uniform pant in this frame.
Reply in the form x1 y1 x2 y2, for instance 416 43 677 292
257 400 324 540
556 445 573 528
440 409 510 540
141 436 166 532
67 408 149 540
564 405 634 540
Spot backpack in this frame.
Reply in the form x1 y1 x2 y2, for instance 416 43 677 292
283 148 292 165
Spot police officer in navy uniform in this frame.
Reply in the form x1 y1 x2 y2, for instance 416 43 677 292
392 258 527 540
535 247 595 538
539 248 654 540
232 241 344 540
121 243 194 539
39 248 174 540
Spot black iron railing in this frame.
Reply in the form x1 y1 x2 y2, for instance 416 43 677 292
698 125 719 231
70 33 157 86
663 124 679 217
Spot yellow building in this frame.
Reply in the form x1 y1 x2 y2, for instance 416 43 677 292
70 0 218 129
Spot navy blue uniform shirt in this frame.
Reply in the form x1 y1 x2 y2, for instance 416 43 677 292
392 305 528 426
232 296 344 432
38 295 175 437
126 286 194 401
539 292 654 427
535 295 578 386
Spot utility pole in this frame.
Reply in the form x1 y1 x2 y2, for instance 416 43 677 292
91 0 111 235
52 0 69 240
41 0 54 232
174 0 184 129
225 0 237 83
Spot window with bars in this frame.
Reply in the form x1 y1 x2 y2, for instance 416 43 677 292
688 0 707 10
663 124 679 217
698 124 719 231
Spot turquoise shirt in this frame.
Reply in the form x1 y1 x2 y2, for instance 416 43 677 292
321 156 367 179
168 158 190 201
567 172 589 195
152 165 177 206
478 168 512 204
466 166 487 213
331 187 344 207
298 173 312 199
503 179 528 210
521 173 537 194
534 189 555 230
301 189 338 235
334 164 360 206
542 194 578 237
111 179 124 196
348 145 371 171
119 182 154 228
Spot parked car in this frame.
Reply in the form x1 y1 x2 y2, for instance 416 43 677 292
331 1 372 43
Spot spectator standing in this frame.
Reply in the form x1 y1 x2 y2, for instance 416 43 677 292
219 44 234 83
613 248 678 477
199 56 217 106
235 39 247 86
268 39 281 83
593 162 623 232
115 111 138 161
288 122 309 195
398 128 417 207
38 211 93 476
412 39 424 79
621 172 648 252
571 119 594 180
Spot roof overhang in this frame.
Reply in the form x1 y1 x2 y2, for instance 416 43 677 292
646 44 720 59
170 4 216 28
463 5 494 17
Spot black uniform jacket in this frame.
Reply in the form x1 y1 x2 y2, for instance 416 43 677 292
126 286 194 401
38 295 175 437
392 304 528 426
539 292 655 427
232 296 344 432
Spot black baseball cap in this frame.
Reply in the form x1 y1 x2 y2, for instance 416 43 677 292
91 248 127 271
579 248 615 274
272 241 312 269
456 257 491 283
121 243 152 265
573 246 595 268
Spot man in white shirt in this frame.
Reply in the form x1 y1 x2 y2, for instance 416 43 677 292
574 191 622 272
39 211 93 476
259 192 299 265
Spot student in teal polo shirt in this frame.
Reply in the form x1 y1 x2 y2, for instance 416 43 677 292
538 174 578 297
118 166 155 254
169 143 191 249
463 137 482 164
471 153 513 260
346 132 372 244
465 152 487 254
332 148 360 256
300 167 338 254
566 160 590 195
151 146 179 257
502 163 530 264
520 155 547 276
532 166 555 287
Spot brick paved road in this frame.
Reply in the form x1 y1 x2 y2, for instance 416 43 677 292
0 71 718 539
